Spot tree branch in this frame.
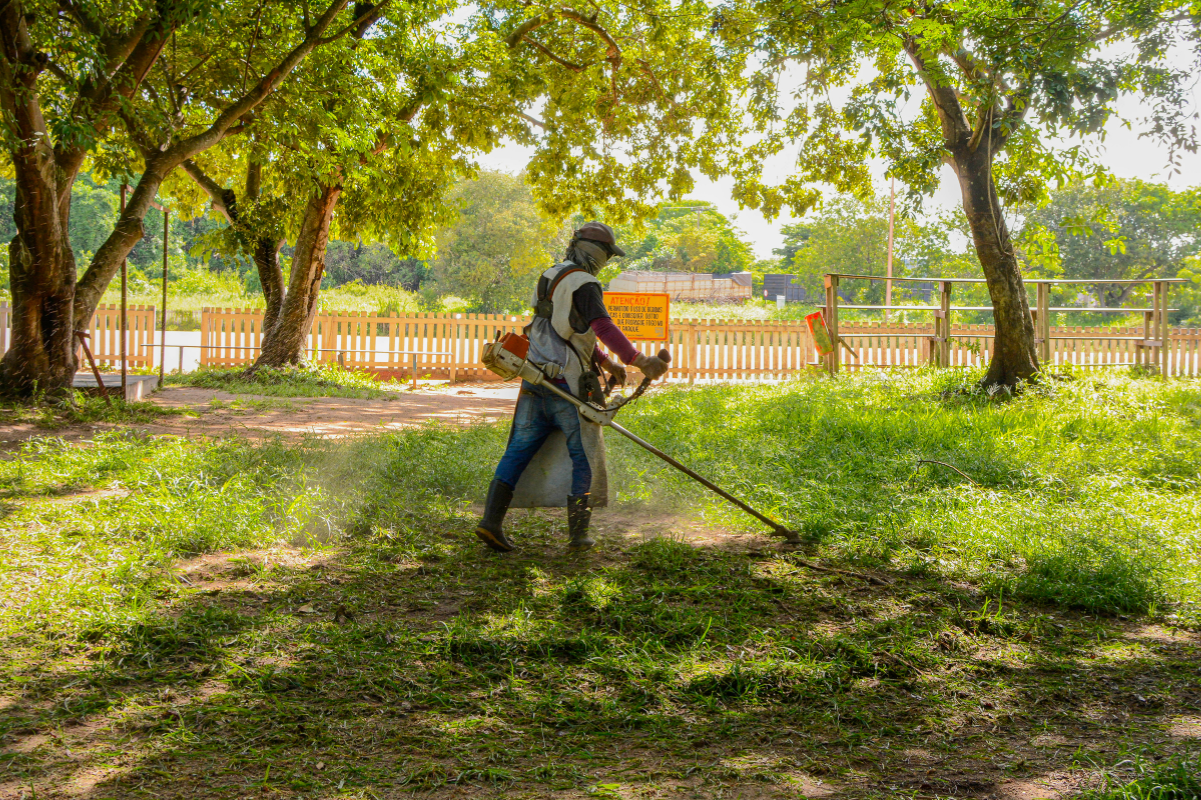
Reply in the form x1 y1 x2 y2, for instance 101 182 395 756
903 36 972 150
559 8 621 62
43 58 72 85
506 15 548 48
521 36 586 71
179 157 233 223
316 0 390 45
518 110 546 128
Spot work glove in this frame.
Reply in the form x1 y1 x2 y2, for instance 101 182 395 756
633 352 668 381
603 358 627 387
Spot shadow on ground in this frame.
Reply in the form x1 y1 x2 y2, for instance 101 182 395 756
1 508 1198 799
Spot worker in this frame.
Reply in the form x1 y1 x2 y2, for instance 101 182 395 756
475 222 669 553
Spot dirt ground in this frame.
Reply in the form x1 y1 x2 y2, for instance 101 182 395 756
0 383 520 449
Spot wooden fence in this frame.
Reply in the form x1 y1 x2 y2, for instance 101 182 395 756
0 303 156 369
0 302 1196 379
196 307 1201 380
836 321 1201 376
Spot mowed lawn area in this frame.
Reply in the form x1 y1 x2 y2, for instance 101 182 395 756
1 370 1199 799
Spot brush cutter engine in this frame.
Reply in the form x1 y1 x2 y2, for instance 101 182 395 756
481 332 546 384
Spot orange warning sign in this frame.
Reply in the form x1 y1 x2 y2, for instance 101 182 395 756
604 292 670 341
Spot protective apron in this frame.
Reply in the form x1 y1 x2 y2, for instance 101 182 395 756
509 262 610 508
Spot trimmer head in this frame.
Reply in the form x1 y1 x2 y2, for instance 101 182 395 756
772 524 803 544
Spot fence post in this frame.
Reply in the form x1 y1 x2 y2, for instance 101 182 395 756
1035 282 1051 364
824 274 840 376
1154 280 1167 377
687 323 698 384
933 280 952 367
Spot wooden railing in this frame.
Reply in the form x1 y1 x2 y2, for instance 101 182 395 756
196 305 1201 381
822 275 1195 377
199 308 818 382
0 303 156 369
834 321 1201 376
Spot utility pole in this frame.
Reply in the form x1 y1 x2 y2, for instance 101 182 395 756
160 209 169 383
885 178 895 324
120 184 127 399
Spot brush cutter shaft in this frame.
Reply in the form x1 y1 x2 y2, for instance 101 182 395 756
530 371 797 541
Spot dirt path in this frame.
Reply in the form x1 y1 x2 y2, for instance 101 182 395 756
0 383 520 448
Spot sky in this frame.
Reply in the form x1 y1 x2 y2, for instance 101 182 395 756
478 91 1201 260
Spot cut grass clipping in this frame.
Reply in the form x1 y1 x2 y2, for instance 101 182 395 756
1 369 1199 797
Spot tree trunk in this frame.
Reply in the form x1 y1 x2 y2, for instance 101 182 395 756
254 185 341 367
950 147 1040 388
0 5 78 396
255 235 286 329
72 161 169 326
0 153 78 397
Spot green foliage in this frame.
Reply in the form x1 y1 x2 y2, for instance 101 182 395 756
713 0 1198 221
775 191 979 306
431 171 564 313
166 364 407 400
617 203 754 274
1016 179 1201 318
322 243 429 291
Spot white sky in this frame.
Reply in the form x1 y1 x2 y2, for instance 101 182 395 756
478 91 1201 259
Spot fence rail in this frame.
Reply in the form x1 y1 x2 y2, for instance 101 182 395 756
196 306 1201 380
1 299 1196 380
821 275 1194 377
0 303 156 369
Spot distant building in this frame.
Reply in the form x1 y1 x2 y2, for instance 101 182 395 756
762 274 807 302
607 271 752 302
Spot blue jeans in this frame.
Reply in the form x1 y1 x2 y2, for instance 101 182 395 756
495 381 591 496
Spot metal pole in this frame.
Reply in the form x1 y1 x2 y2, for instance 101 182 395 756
885 178 895 323
74 331 112 407
160 209 169 382
120 184 127 400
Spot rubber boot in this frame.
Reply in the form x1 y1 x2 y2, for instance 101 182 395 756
567 494 594 550
475 479 515 552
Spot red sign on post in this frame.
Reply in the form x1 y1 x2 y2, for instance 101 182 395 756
806 311 834 355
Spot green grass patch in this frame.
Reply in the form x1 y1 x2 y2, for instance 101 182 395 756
165 363 407 399
1083 752 1201 799
0 390 196 429
1 370 1199 797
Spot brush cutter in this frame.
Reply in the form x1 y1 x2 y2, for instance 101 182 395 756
482 332 801 543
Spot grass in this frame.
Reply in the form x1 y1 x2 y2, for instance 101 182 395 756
0 390 198 431
1 369 1199 798
165 363 408 399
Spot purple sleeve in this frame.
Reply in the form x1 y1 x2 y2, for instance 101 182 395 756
591 317 639 365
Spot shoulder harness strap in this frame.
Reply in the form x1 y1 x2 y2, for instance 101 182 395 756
535 265 587 318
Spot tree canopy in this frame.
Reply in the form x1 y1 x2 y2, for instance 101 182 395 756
432 171 564 313
616 203 754 275
707 0 1200 385
1018 179 1201 305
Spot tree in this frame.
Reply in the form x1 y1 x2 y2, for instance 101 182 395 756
178 0 745 367
716 0 1200 387
777 192 978 305
431 171 562 313
1017 179 1201 306
0 0 375 397
619 203 754 273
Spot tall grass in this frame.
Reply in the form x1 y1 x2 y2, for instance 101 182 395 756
2 372 1199 796
603 369 1201 615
